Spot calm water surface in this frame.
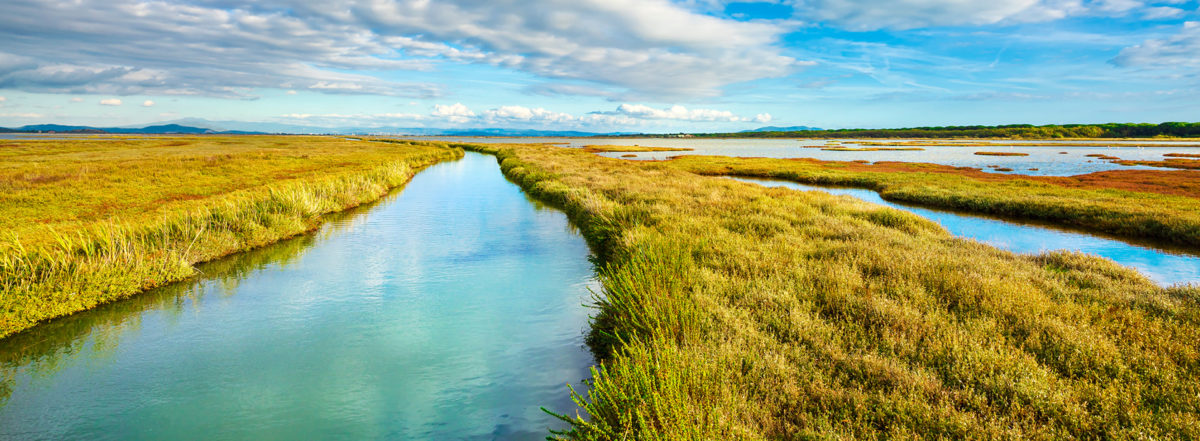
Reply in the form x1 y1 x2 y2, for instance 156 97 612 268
0 152 596 440
729 177 1200 286
410 136 1200 176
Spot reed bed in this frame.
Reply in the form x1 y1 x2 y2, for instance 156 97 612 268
459 143 1198 440
0 136 461 338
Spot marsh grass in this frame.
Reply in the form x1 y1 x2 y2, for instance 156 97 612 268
459 143 1199 440
1117 158 1200 170
0 136 461 338
663 155 1200 247
581 145 694 153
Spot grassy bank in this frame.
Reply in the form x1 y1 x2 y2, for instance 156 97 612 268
458 143 1198 439
662 155 1200 247
0 136 461 338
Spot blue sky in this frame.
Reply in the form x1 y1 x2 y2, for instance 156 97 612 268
0 0 1197 132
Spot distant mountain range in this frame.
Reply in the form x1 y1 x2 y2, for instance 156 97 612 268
0 119 639 136
0 118 811 137
739 125 822 132
1 123 263 135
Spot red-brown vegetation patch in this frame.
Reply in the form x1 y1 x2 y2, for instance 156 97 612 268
804 158 1200 198
1115 159 1200 170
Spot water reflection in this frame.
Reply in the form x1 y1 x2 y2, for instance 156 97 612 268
0 152 596 440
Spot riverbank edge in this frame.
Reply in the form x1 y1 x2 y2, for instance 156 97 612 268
0 144 464 340
663 155 1200 248
459 142 1199 440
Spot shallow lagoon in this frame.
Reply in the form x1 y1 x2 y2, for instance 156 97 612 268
412 136 1200 177
729 176 1200 286
0 152 596 440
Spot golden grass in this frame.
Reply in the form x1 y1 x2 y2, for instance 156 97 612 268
457 143 1199 440
0 136 462 338
660 155 1200 247
581 145 694 153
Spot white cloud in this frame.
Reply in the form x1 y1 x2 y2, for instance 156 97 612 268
1142 6 1185 19
483 106 576 124
786 0 1158 31
431 103 476 123
1112 22 1200 68
0 96 5 103
0 112 44 118
0 0 800 99
99 98 121 106
70 97 83 103
142 100 154 107
286 90 297 95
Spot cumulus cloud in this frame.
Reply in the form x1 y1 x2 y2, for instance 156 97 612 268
0 0 801 99
0 96 5 103
483 106 576 125
142 100 154 107
1112 22 1200 68
99 98 121 106
431 103 477 123
787 0 1158 31
70 97 83 103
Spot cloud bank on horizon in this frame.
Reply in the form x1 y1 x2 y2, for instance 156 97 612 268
0 0 1196 132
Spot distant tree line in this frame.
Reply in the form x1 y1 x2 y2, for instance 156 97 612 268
696 122 1200 139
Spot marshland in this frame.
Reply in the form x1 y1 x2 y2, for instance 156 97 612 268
1 134 1197 440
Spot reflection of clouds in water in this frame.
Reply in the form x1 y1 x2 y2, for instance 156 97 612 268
0 209 342 407
0 152 595 440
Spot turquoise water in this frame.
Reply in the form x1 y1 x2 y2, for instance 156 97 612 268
0 152 596 440
729 177 1200 286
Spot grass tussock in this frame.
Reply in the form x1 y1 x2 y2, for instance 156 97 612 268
0 136 462 338
974 151 1030 156
663 155 1200 247
1117 158 1200 170
582 145 694 153
457 143 1199 439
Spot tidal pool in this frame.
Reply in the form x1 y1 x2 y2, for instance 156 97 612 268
729 177 1200 286
0 152 596 440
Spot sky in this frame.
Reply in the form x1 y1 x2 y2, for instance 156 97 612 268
0 0 1198 133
